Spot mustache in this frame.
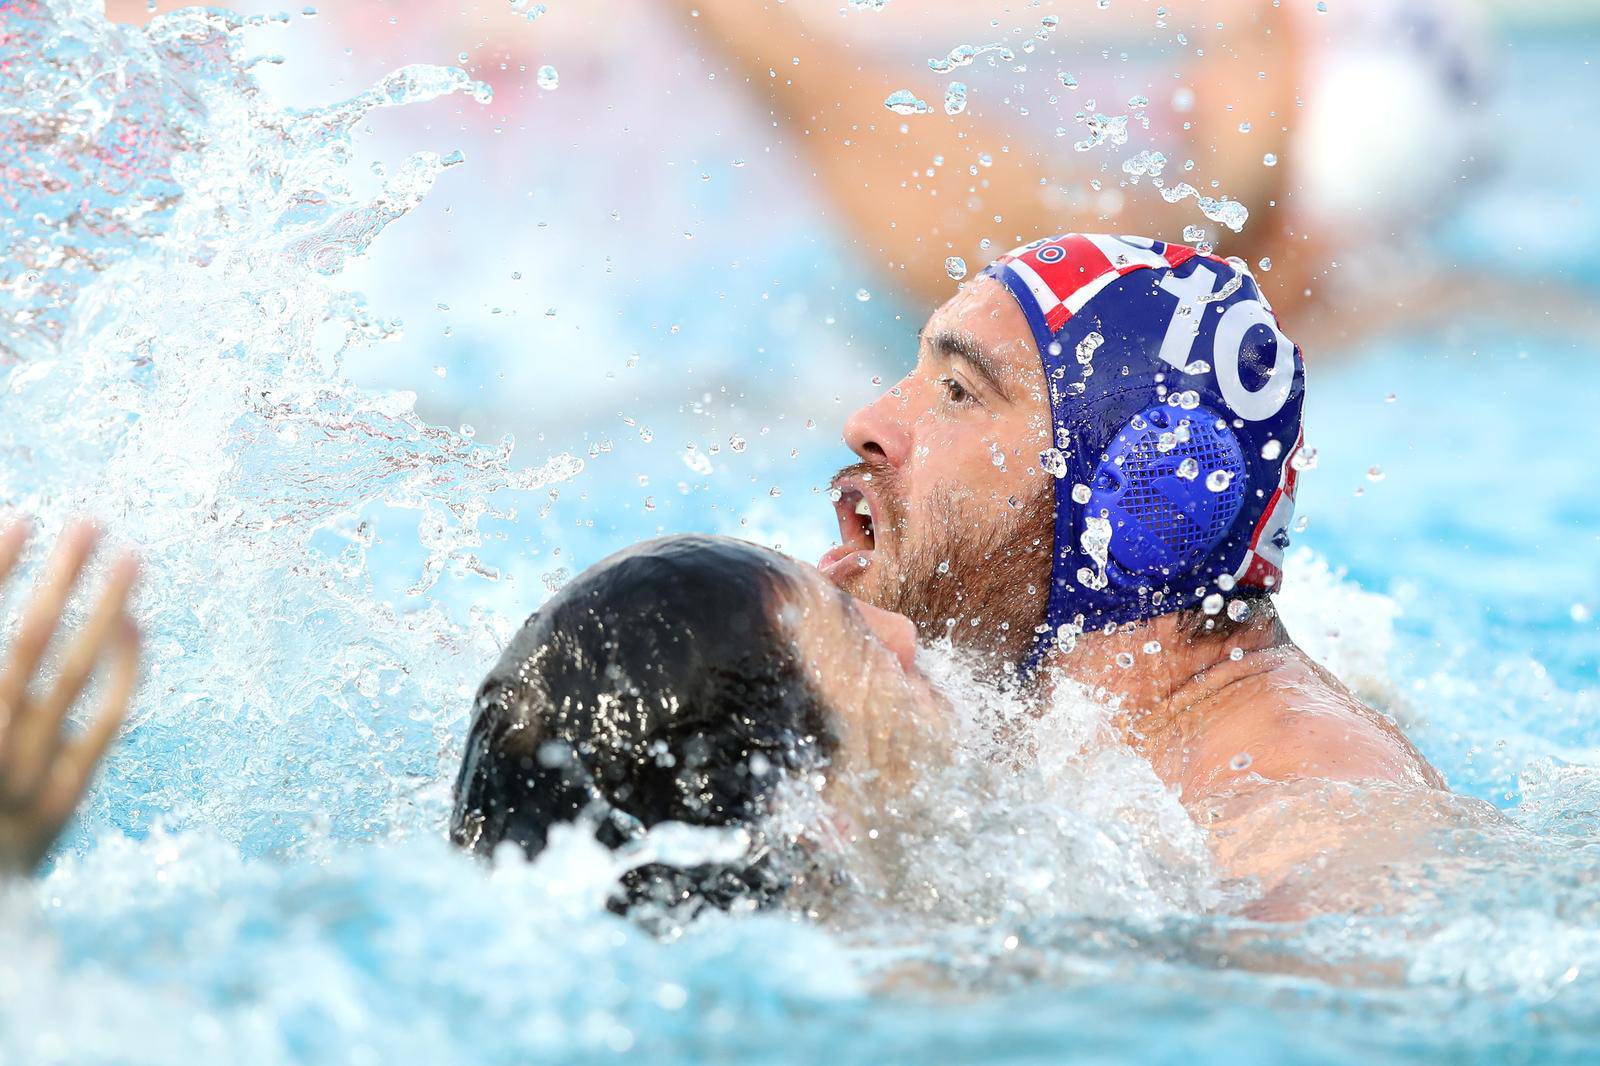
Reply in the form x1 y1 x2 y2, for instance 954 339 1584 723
832 458 906 538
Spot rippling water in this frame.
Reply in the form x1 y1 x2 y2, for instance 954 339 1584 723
2 3 1599 1063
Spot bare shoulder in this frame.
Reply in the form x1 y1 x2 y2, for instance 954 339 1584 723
1184 647 1445 802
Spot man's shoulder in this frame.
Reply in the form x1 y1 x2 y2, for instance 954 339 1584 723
1190 649 1443 794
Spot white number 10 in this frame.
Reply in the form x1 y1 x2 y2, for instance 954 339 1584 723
1157 263 1295 422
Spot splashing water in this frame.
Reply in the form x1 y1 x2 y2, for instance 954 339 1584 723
0 0 580 859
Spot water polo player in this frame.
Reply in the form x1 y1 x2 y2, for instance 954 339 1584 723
821 233 1444 807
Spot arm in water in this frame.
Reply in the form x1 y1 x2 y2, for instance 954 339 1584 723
662 0 1308 313
0 520 141 877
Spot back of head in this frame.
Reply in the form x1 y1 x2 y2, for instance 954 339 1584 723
450 534 835 911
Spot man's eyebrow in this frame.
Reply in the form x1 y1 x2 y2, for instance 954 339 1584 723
922 327 1014 402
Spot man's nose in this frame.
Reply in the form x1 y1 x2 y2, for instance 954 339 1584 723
843 381 913 469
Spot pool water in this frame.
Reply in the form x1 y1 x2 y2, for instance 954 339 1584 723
2 2 1599 1063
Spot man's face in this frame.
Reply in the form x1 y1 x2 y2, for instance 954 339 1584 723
818 278 1056 662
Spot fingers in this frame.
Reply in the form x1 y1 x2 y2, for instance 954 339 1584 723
38 615 139 828
35 552 139 739
0 520 98 716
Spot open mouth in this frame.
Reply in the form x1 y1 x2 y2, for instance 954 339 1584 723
818 482 878 582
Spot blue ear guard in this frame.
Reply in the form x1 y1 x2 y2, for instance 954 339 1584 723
1089 403 1247 579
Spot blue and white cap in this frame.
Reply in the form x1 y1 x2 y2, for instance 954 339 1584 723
979 234 1306 663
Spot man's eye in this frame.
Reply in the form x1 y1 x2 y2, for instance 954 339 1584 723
938 375 973 404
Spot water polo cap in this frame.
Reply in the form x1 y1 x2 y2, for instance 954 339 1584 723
979 234 1305 667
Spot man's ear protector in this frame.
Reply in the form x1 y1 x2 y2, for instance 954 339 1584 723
1087 402 1247 582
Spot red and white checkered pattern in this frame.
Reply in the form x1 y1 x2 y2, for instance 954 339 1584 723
989 234 1198 337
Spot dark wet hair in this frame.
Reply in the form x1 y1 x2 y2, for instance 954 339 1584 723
450 534 837 912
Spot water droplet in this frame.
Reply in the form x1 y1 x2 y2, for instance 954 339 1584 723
682 448 714 475
1229 751 1253 771
1257 257 1272 271
1226 599 1250 622
1115 651 1135 668
1121 148 1167 183
1039 448 1068 478
1202 592 1224 615
944 256 968 281
1206 470 1233 492
729 434 748 452
1263 152 1278 167
1183 224 1208 243
884 89 931 115
943 82 969 116
1075 331 1104 365
536 65 559 90
1071 483 1092 504
1177 457 1199 480
1367 465 1385 482
1260 439 1282 461
1143 640 1162 655
856 288 872 302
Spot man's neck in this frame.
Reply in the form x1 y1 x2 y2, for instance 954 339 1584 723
1041 604 1294 754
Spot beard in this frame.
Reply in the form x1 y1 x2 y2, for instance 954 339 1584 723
831 460 1055 666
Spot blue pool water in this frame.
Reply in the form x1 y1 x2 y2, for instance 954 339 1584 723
2 2 1599 1063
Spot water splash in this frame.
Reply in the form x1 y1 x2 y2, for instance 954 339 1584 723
0 0 579 856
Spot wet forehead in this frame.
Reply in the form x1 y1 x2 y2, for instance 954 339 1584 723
920 276 1044 398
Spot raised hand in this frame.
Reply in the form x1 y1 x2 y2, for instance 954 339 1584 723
0 520 141 877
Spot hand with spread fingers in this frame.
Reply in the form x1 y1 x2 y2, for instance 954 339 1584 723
0 519 141 877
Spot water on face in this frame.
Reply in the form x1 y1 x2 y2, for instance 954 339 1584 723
3 3 1600 1064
